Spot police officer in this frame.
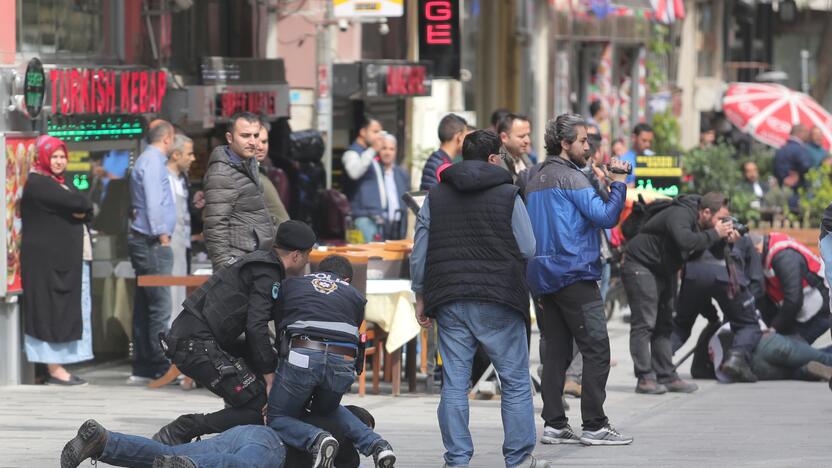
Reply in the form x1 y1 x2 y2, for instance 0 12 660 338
267 254 397 468
152 220 317 445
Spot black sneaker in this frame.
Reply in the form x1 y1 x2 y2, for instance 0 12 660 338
371 439 396 467
152 456 197 468
540 425 582 445
60 419 108 468
152 414 202 446
580 424 634 446
309 432 339 468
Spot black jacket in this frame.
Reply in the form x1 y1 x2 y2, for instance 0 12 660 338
275 272 366 344
21 173 92 343
684 235 764 300
625 195 721 275
423 161 529 318
172 250 285 374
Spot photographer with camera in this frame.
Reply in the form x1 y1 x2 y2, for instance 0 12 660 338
622 192 736 394
670 216 763 383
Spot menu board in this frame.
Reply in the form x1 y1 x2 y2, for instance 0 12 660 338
635 154 682 197
2 135 38 295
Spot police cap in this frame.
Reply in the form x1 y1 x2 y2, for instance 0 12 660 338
274 221 317 251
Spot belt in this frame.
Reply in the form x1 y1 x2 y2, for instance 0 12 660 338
131 229 160 242
291 338 356 359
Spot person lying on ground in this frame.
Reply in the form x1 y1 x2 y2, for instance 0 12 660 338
61 405 377 468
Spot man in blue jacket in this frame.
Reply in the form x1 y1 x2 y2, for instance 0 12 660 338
524 113 632 446
342 115 385 243
773 124 812 212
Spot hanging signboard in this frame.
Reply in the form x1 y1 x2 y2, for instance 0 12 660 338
23 58 46 118
334 0 404 17
417 0 460 78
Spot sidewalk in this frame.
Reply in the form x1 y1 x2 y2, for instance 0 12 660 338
1 316 830 467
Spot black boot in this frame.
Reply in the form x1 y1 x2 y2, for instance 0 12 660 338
720 350 758 383
152 414 206 446
61 419 108 468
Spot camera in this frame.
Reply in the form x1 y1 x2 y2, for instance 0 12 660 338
721 216 749 236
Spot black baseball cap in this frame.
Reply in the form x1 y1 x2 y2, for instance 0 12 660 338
274 221 317 251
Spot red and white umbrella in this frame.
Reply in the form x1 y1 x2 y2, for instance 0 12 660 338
723 82 832 150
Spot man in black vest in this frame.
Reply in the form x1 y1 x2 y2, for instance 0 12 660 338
268 255 396 468
411 130 549 468
151 220 316 445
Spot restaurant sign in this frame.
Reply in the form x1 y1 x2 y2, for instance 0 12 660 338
49 68 167 115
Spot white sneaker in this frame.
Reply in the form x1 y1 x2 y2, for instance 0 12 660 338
540 425 582 445
126 375 152 385
580 424 633 446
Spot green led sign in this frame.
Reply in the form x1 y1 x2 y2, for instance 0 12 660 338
73 174 90 191
47 115 146 142
23 57 45 118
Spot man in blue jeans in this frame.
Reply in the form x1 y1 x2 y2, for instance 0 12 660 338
692 323 832 386
268 255 396 468
61 406 379 468
128 120 177 383
61 420 284 468
412 130 547 467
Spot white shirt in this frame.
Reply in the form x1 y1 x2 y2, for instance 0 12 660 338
384 167 400 222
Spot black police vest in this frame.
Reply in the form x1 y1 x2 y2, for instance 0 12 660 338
180 250 284 346
276 272 367 344
423 181 529 318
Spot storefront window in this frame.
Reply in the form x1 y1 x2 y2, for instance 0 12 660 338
16 0 117 58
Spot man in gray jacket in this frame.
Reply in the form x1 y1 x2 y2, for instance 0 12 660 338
203 112 276 270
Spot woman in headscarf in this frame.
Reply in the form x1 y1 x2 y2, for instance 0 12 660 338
21 135 94 385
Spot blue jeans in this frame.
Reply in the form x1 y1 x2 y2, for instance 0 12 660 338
821 234 832 285
99 425 284 468
752 333 832 380
354 216 380 243
435 301 536 468
128 234 173 378
267 348 382 455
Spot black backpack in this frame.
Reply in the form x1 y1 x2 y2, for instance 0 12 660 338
620 194 674 240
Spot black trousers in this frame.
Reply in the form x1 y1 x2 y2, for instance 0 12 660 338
539 281 610 431
172 339 267 438
672 277 762 359
621 259 677 382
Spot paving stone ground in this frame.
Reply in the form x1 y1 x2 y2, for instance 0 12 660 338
2 317 830 467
